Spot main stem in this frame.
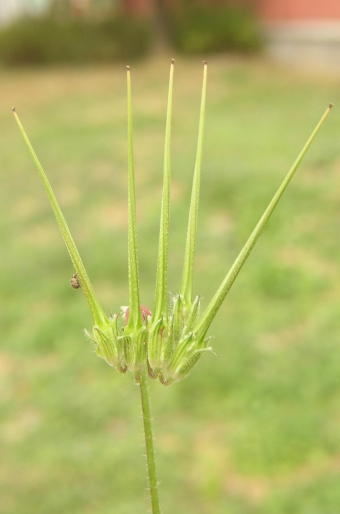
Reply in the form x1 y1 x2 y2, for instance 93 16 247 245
139 373 161 514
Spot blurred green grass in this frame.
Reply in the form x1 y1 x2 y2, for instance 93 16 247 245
1 56 340 514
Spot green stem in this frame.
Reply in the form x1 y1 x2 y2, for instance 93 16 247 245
139 373 161 514
153 59 174 321
126 67 142 331
180 62 207 305
12 109 107 328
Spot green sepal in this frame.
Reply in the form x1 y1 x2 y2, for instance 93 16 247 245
109 314 127 373
123 326 148 377
148 316 172 375
85 319 126 372
167 332 195 376
171 352 201 383
166 331 212 382
170 294 200 349
171 294 185 346
184 295 200 333
94 327 118 367
158 375 174 387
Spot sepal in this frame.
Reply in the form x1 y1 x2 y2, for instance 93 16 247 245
184 295 200 333
166 330 212 383
148 317 172 377
123 326 148 381
85 315 126 373
170 294 185 345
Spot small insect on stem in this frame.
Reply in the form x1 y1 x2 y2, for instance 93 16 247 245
70 273 81 289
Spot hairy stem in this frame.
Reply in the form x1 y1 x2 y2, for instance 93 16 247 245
126 67 142 331
153 59 174 321
180 62 207 305
139 373 161 514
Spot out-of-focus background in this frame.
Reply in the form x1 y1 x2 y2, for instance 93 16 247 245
1 1 340 513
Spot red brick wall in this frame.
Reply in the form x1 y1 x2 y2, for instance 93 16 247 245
256 0 340 20
123 0 153 17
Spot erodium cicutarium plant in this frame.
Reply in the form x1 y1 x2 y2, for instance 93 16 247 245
13 61 332 514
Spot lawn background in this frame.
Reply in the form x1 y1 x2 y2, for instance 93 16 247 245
1 55 340 513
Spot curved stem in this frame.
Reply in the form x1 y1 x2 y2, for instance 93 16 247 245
139 373 161 514
195 103 333 341
12 109 107 328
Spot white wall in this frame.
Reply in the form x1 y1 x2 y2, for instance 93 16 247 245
265 20 340 73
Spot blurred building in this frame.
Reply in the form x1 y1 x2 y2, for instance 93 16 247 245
121 0 340 72
1 0 340 71
256 0 340 71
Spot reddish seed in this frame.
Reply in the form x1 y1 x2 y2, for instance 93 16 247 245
124 305 152 324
